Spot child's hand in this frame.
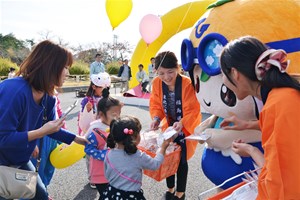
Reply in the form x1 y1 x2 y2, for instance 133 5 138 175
31 145 39 159
161 138 171 150
160 138 172 156
74 135 90 145
86 102 93 112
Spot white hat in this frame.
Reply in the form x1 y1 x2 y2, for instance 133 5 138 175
91 72 111 88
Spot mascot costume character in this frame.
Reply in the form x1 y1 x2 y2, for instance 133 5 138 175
180 0 300 189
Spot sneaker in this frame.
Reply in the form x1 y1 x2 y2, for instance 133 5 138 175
173 193 185 200
164 191 175 200
90 183 96 189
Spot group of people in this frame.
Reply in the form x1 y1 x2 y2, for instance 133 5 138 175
90 54 132 93
0 35 300 200
90 53 156 94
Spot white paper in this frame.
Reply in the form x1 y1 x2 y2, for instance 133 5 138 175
185 132 211 141
222 181 258 200
162 127 178 140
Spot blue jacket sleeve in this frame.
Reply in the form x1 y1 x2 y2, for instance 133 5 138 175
118 66 123 77
129 66 132 78
84 133 107 161
90 63 95 77
48 128 76 145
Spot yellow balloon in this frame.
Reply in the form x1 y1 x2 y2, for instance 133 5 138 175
106 0 133 29
50 142 85 169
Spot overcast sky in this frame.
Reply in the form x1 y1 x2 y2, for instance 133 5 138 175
0 0 201 60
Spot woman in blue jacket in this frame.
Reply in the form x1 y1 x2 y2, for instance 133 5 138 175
0 40 87 200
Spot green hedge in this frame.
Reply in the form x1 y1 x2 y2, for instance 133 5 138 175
106 61 120 75
0 58 18 76
69 61 89 75
0 59 122 77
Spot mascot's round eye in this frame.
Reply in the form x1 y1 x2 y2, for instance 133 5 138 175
197 33 228 76
181 39 195 71
220 84 237 107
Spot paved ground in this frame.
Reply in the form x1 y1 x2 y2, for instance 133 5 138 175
47 90 215 200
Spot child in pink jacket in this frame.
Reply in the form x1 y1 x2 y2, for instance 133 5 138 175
84 88 122 197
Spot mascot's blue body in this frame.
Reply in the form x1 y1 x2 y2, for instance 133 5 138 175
202 118 263 189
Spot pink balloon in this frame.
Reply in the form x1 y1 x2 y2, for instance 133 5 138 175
139 14 162 45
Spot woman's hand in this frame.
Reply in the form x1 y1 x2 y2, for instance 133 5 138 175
41 118 65 136
231 139 253 157
173 121 183 132
232 139 265 167
150 119 160 130
74 135 90 145
31 145 39 158
28 118 65 141
220 115 249 130
221 116 260 131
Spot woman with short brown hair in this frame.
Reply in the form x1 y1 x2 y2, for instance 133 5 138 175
0 40 87 200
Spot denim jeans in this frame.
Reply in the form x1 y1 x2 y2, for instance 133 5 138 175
0 161 48 200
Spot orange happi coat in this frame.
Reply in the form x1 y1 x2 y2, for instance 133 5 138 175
149 75 201 160
257 88 300 199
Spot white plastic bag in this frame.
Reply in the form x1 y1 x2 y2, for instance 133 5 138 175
78 106 96 134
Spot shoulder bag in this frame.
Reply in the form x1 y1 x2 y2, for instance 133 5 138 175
0 96 48 199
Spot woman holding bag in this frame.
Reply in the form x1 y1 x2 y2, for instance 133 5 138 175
0 40 87 200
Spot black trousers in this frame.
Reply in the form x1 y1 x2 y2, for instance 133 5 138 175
141 81 149 92
166 160 188 192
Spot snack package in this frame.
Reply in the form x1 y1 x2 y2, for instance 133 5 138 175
138 129 181 181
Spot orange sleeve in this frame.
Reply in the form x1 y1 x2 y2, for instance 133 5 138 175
257 88 300 199
181 76 201 136
181 76 202 160
149 77 165 121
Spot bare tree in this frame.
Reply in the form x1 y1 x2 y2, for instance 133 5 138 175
57 36 69 48
37 30 54 41
103 40 133 62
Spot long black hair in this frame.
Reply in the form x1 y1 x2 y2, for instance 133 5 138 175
107 116 142 155
220 36 300 91
85 81 96 97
